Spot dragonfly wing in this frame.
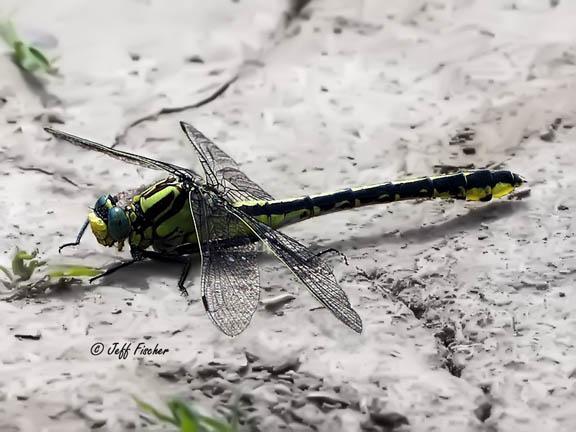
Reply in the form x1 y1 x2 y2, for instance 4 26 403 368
45 127 201 181
223 201 363 333
180 122 274 201
189 191 261 336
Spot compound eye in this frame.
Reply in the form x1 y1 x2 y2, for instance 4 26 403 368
94 195 109 217
107 207 130 241
95 195 108 208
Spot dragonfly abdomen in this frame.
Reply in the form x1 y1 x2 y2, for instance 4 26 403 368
388 169 524 203
236 170 524 229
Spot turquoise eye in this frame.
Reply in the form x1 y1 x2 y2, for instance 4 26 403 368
94 195 110 218
107 207 130 241
95 195 108 209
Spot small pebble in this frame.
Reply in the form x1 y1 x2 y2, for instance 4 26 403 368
186 55 205 63
306 391 349 407
474 401 492 422
521 278 549 290
261 293 296 312
540 129 556 142
369 412 409 429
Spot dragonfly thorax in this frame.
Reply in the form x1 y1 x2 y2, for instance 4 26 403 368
88 194 131 250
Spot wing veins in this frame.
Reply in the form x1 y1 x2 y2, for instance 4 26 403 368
180 122 274 201
45 127 200 181
220 200 362 333
189 191 260 336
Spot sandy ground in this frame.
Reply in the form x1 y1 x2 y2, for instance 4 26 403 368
1 0 576 431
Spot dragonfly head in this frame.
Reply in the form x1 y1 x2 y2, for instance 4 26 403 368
88 194 131 249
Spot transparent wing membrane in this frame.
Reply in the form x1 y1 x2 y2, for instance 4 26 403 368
180 122 274 201
45 127 201 181
182 122 362 333
223 201 363 333
189 191 260 336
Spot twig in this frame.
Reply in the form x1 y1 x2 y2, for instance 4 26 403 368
112 75 238 148
17 166 80 188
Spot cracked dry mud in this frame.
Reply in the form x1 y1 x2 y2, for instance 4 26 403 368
1 1 576 431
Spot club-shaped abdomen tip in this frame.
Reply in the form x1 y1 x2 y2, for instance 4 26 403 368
513 172 526 187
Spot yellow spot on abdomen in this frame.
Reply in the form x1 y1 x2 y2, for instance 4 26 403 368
433 190 451 199
492 182 514 199
466 186 492 201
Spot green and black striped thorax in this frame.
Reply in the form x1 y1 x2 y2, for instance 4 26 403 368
123 177 199 254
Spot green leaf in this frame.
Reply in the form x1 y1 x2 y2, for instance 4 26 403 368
28 45 50 66
136 397 233 432
133 396 178 426
0 20 18 46
13 41 34 71
0 20 57 75
12 248 29 280
168 400 198 422
48 265 102 278
172 403 199 432
27 45 57 74
10 248 45 281
198 415 233 432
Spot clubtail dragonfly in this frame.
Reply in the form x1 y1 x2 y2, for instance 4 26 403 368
45 122 525 336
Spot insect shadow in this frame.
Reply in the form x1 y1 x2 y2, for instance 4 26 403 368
90 255 201 292
326 200 528 251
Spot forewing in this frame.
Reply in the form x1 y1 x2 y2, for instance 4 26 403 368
189 191 260 336
180 122 274 201
45 127 201 181
223 202 363 333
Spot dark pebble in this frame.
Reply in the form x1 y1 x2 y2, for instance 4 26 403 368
370 412 409 429
474 401 492 422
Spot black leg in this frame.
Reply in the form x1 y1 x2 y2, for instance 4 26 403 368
89 259 137 284
141 251 194 298
59 219 89 253
311 248 349 266
177 259 193 297
89 250 195 295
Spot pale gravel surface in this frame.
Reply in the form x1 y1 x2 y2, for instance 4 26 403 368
1 1 575 431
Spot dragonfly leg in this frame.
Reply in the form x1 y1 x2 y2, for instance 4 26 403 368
59 219 89 253
177 259 193 297
140 251 193 297
89 259 137 284
311 248 349 266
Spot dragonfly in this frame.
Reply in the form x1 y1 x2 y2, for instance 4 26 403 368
45 122 525 336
